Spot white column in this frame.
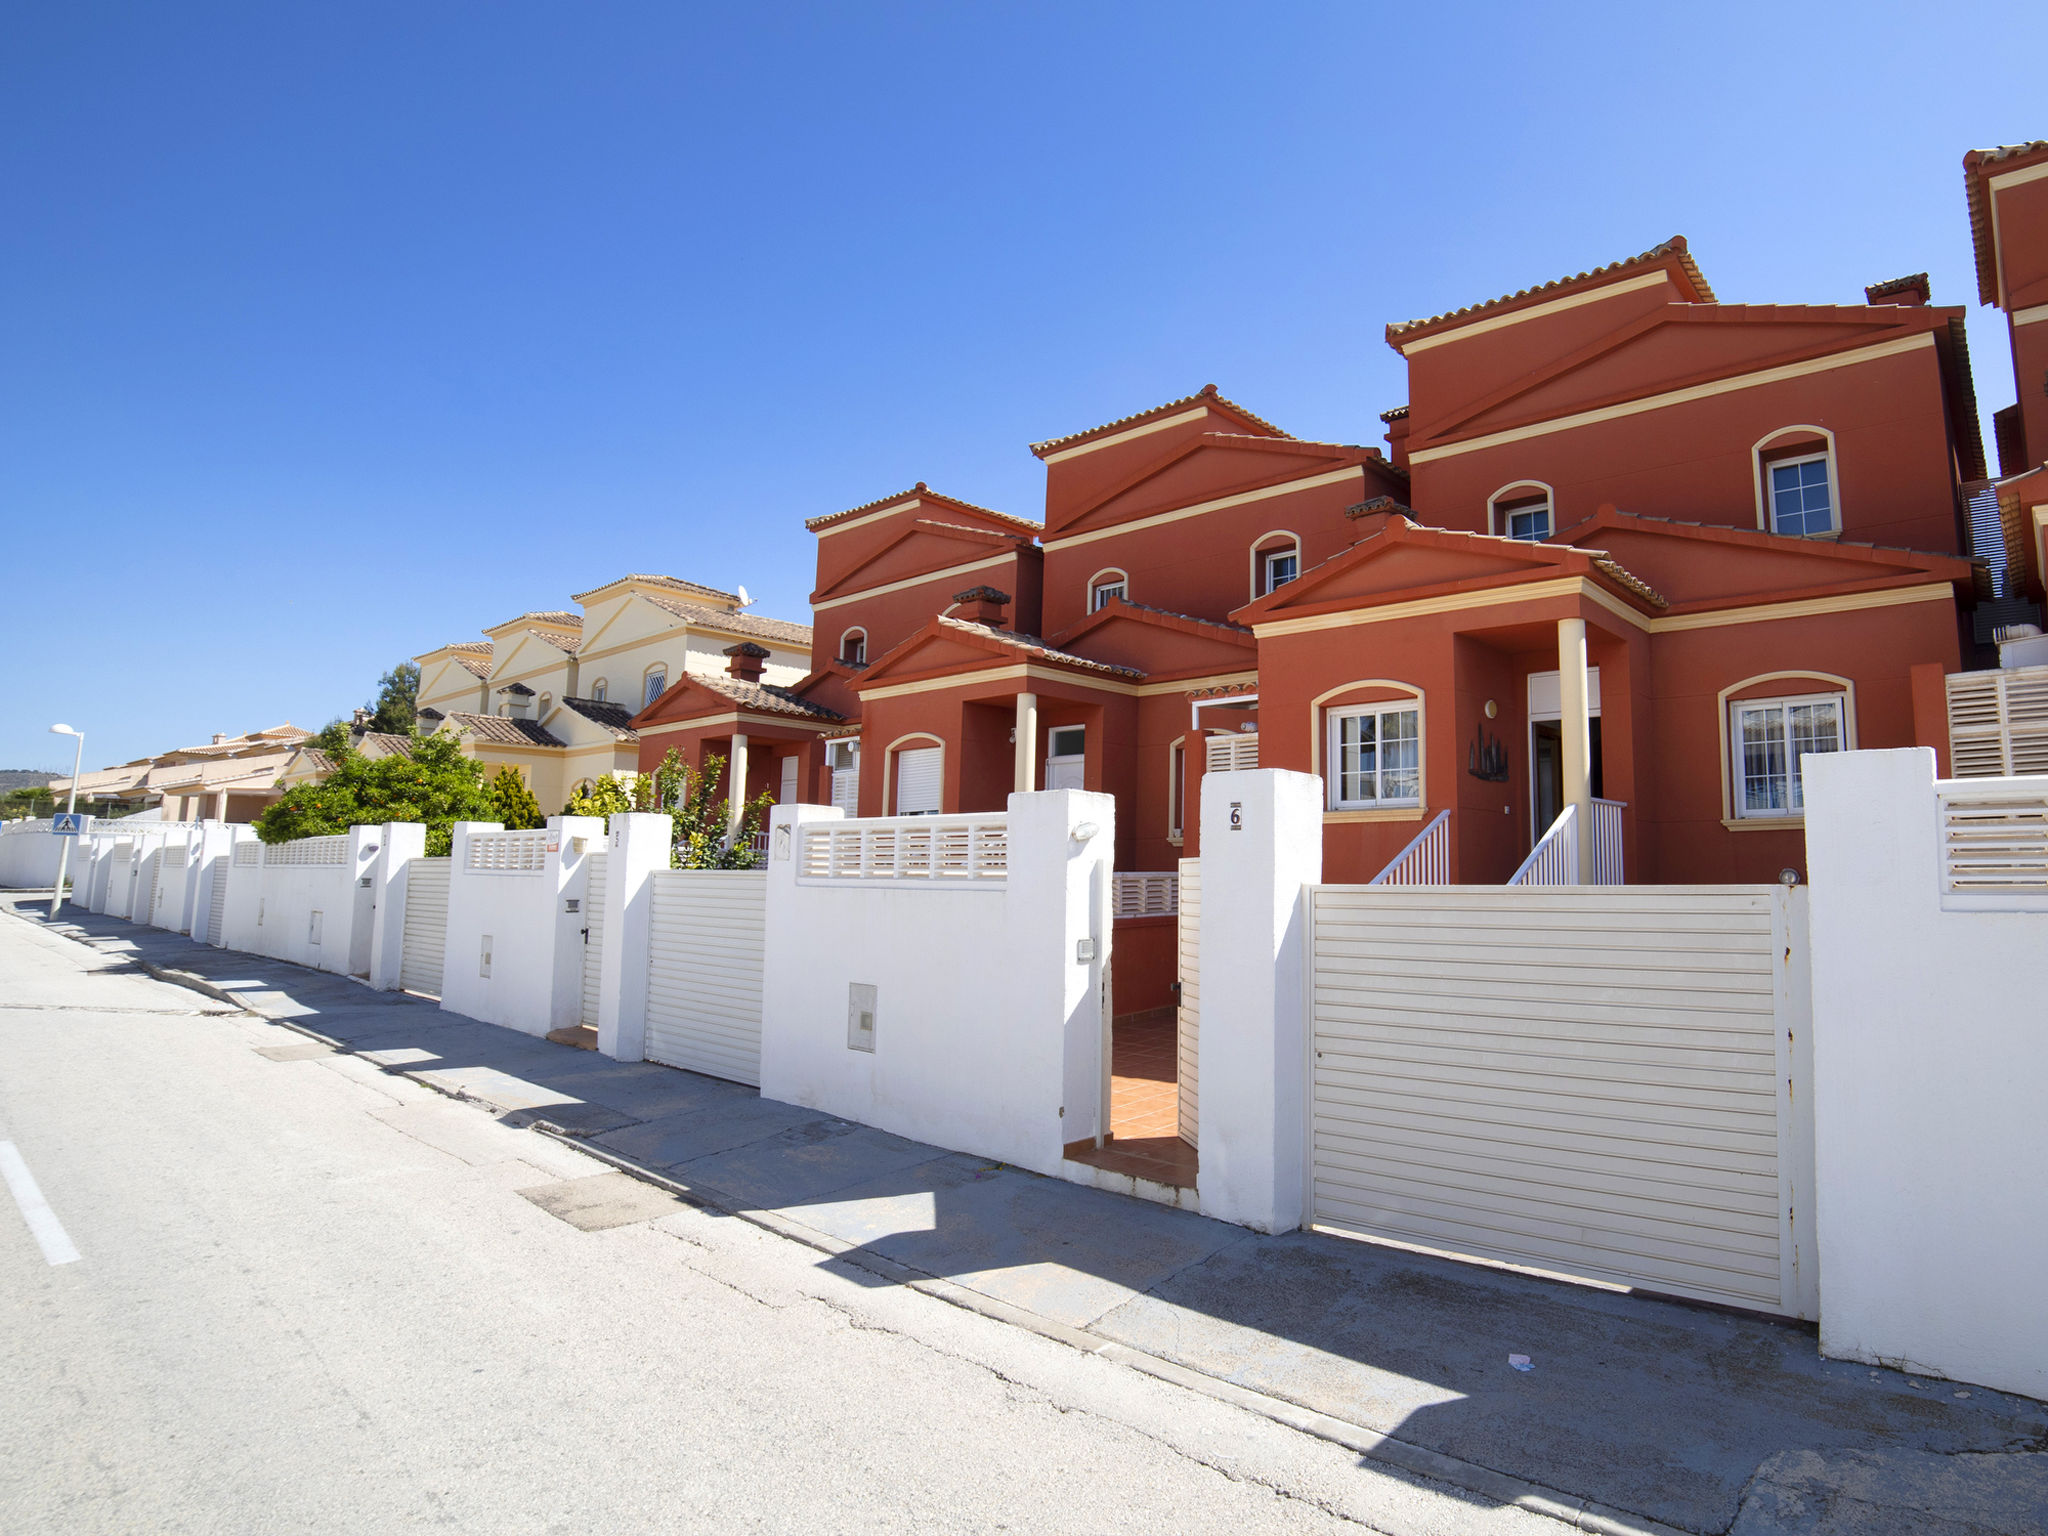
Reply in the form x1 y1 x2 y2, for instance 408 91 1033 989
366 822 427 990
727 733 750 844
1557 617 1593 883
1195 767 1324 1233
597 812 673 1062
1014 692 1039 793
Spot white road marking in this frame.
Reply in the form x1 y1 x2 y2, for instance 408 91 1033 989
0 1141 82 1265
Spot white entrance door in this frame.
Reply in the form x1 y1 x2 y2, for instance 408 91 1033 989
779 755 798 804
830 741 860 814
894 745 942 815
1045 725 1085 791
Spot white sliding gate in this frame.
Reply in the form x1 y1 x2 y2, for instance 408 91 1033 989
1308 884 1813 1318
579 851 607 1029
400 858 451 997
645 869 767 1086
1176 858 1200 1146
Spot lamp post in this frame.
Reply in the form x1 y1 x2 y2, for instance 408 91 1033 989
49 725 84 920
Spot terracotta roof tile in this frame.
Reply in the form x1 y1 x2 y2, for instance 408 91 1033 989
669 675 845 721
805 482 1043 535
639 594 812 646
353 732 415 758
569 572 742 605
555 696 640 740
441 712 566 747
1029 384 1288 457
453 653 493 678
1386 237 1714 346
929 617 1146 678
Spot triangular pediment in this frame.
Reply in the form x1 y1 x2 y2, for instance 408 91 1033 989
813 521 1017 602
1234 519 1594 625
1049 601 1255 677
1060 435 1369 540
635 673 743 727
1436 310 1934 443
859 629 1011 686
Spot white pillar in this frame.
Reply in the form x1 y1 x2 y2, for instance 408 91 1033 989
727 733 750 844
1014 692 1039 793
597 812 673 1062
1557 617 1593 883
366 822 427 990
1195 767 1324 1233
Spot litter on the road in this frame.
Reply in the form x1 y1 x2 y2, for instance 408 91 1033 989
1508 1354 1533 1372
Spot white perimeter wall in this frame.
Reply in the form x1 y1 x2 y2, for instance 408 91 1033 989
439 817 601 1037
1805 748 2048 1399
759 791 1112 1178
218 828 380 977
0 820 84 889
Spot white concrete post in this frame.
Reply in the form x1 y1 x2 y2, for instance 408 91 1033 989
727 733 750 844
344 825 382 977
1557 617 1593 882
596 812 674 1062
366 822 427 990
1195 767 1324 1233
1014 693 1039 793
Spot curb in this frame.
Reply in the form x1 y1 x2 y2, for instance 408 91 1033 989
11 901 1691 1536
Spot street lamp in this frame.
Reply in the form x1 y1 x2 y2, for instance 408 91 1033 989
49 724 84 921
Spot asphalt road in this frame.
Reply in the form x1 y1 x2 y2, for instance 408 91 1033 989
0 913 1583 1536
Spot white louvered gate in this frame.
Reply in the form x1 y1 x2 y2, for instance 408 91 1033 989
207 851 231 945
644 870 767 1086
134 849 161 928
1176 858 1200 1147
1947 664 2048 777
400 859 451 997
159 844 188 928
109 843 134 918
1308 885 1813 1318
579 852 607 1028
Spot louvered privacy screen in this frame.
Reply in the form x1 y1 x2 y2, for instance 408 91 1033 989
1204 733 1260 772
233 842 262 866
465 831 549 874
1111 871 1179 917
265 835 349 866
1939 783 2048 908
798 815 1008 884
1946 665 2048 777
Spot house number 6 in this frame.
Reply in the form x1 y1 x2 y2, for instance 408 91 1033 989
1229 801 1243 831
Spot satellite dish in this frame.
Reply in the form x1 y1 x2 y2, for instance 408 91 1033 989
736 585 753 608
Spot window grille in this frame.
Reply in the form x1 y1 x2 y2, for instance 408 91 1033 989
466 830 550 874
1940 783 2048 909
264 835 349 866
798 814 1008 885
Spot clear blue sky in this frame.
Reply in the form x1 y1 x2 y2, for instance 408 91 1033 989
5 2 2042 773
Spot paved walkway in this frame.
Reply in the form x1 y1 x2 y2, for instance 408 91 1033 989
8 893 2044 1536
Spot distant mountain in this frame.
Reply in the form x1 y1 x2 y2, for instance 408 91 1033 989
0 770 60 793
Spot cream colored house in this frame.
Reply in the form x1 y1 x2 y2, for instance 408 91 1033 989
414 574 810 814
51 724 312 823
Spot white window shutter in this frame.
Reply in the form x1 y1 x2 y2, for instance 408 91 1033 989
895 746 942 815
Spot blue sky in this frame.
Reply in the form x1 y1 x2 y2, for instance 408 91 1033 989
4 2 2042 772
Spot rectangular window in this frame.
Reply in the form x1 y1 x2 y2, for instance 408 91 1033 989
829 741 860 814
1506 503 1551 541
643 671 666 707
1328 705 1422 809
1769 456 1834 537
1733 693 1844 817
1262 549 1299 594
1047 725 1085 758
1091 581 1125 611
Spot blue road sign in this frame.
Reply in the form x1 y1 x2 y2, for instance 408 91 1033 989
51 813 84 836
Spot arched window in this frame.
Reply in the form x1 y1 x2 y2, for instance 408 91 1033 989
1088 569 1128 611
840 628 868 666
1488 481 1554 541
1250 532 1301 598
591 678 608 703
1752 427 1839 538
642 665 667 708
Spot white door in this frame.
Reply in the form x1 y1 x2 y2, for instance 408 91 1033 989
207 852 231 945
1045 725 1085 791
1176 858 1200 1147
894 746 942 815
400 859 451 997
579 852 607 1028
1308 883 1813 1318
778 755 798 804
830 742 860 815
645 870 767 1086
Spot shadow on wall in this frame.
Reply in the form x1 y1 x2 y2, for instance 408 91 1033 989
21 897 2043 1536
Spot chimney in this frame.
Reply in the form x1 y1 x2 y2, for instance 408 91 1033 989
724 641 769 684
953 585 1011 628
211 733 227 745
352 707 372 726
1380 405 1411 470
1864 273 1929 307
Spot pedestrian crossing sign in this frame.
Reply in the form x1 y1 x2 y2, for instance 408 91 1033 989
51 813 84 836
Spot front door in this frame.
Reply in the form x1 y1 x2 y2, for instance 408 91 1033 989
1530 719 1604 833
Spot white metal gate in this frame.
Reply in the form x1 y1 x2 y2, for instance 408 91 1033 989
207 851 231 945
159 844 188 929
1176 857 1200 1146
1309 885 1812 1318
580 851 607 1029
108 843 134 917
400 858 451 997
134 849 161 928
645 870 767 1086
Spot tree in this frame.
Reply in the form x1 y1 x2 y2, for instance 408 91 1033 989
633 748 772 869
253 733 493 856
1 784 56 819
485 766 545 830
563 775 634 821
366 661 421 736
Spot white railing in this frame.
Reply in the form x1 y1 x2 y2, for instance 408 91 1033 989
1509 805 1578 887
265 834 349 867
1204 733 1260 773
798 814 1008 885
1938 779 2048 905
1112 870 1179 917
1368 809 1451 885
466 830 550 874
233 842 262 865
1590 798 1625 884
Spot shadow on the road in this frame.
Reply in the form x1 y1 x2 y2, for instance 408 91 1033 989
14 897 2045 1535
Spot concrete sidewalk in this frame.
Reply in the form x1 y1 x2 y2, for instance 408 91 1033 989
8 893 2044 1536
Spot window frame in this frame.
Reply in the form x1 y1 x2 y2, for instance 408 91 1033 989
1715 671 1857 827
1087 568 1128 611
1249 532 1302 600
1751 425 1840 539
642 665 668 709
1325 701 1424 812
591 678 608 703
1167 735 1186 842
1487 481 1555 541
839 627 867 666
884 733 945 817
